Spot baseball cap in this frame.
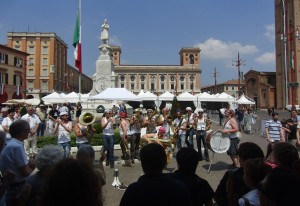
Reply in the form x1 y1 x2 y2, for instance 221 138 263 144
60 111 68 116
186 107 192 111
1 107 9 112
120 111 127 118
198 108 204 113
158 127 166 133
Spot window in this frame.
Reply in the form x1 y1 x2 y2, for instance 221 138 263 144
180 75 185 81
120 83 124 88
42 47 48 54
170 75 175 81
41 81 48 90
42 58 48 65
171 83 174 90
160 75 165 81
190 75 194 81
27 81 34 89
130 75 135 81
232 87 234 90
42 68 48 76
14 57 23 67
131 83 134 90
141 83 144 90
140 75 145 81
189 54 195 64
151 82 155 91
14 46 20 51
28 69 34 76
161 83 164 90
13 75 21 85
0 73 8 84
190 83 193 90
181 83 184 90
120 75 125 81
0 53 8 64
29 58 34 66
226 87 228 90
28 47 34 54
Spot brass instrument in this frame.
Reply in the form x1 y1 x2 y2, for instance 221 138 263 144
79 112 99 142
133 109 142 130
146 109 160 134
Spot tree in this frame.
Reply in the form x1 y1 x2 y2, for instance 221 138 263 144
170 96 181 120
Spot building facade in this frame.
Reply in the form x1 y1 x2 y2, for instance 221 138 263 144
0 44 29 103
201 79 241 97
112 47 201 95
6 32 92 99
244 70 276 109
275 0 300 109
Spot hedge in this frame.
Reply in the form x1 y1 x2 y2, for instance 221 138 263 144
37 123 121 148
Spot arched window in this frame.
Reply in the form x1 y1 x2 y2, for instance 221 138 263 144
170 75 175 81
120 75 125 82
160 75 165 81
189 75 195 81
140 75 145 81
189 54 194 64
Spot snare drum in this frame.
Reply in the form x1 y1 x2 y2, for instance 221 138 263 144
205 130 230 153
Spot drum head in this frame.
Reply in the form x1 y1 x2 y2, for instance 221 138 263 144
209 131 230 153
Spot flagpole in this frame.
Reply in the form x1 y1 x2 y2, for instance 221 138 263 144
78 0 82 102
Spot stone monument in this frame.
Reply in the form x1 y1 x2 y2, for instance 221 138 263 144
90 19 116 96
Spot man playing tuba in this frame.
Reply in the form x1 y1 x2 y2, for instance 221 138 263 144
75 112 96 149
142 108 159 134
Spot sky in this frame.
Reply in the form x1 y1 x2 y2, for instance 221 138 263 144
0 0 275 87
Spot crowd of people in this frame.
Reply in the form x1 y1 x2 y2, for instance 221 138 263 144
0 102 299 206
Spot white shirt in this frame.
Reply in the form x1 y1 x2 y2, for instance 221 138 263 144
21 113 41 130
173 118 186 135
2 117 15 139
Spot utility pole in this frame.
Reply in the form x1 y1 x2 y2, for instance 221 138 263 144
210 67 220 94
232 52 246 95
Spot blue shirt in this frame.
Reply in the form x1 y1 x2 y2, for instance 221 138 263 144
265 119 282 141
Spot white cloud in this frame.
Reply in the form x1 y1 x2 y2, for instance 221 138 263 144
194 38 258 60
109 35 121 46
264 23 275 42
255 50 275 64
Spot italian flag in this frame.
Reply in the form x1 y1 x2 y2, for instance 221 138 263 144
73 12 82 74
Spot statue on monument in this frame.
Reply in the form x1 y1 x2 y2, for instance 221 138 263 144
100 19 109 45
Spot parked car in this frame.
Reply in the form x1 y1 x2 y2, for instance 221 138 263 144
285 105 300 111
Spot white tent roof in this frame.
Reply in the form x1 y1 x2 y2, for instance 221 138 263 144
89 88 142 101
177 92 197 101
138 90 157 101
159 91 174 101
42 92 63 103
63 92 79 103
237 94 255 105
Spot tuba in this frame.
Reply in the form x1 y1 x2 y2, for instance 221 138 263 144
79 112 97 142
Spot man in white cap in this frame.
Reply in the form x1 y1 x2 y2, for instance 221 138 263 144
185 107 195 149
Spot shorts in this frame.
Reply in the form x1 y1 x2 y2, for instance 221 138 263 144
227 138 240 156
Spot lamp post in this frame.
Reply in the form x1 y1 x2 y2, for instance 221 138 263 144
232 52 246 97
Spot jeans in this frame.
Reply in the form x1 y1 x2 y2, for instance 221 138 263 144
196 130 209 159
177 134 187 150
186 128 195 149
58 141 71 158
102 134 114 164
37 121 46 137
120 135 136 161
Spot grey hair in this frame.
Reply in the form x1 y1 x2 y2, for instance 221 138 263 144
35 145 64 170
76 145 95 162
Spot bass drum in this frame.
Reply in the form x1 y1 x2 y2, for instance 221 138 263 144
206 130 230 153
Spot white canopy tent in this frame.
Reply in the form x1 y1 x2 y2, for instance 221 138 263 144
236 94 255 105
89 88 142 101
41 92 63 104
159 91 174 101
177 92 197 101
137 90 157 101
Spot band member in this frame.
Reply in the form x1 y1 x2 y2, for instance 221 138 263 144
74 121 91 149
130 108 143 159
173 110 187 150
221 109 240 168
195 109 210 162
53 111 73 158
119 111 136 167
141 127 172 163
2 108 16 141
142 109 158 134
101 109 116 168
157 107 172 138
185 107 195 148
48 104 60 135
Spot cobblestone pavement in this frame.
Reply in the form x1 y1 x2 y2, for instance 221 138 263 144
98 109 291 206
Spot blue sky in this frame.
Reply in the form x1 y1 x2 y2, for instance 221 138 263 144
0 0 275 87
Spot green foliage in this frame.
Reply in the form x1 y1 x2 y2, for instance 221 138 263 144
170 96 181 119
37 129 121 148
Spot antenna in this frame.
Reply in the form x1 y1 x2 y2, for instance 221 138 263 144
210 67 220 94
232 52 246 93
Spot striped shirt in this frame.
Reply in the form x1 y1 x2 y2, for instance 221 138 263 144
265 120 282 141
